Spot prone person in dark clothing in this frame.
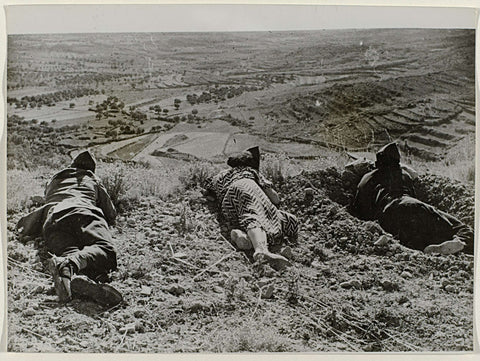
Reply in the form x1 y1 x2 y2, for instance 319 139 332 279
352 142 473 255
17 151 123 306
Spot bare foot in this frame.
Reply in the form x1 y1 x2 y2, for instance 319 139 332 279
254 251 291 271
424 239 465 255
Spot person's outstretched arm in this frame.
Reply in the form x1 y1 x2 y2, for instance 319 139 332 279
257 171 281 206
351 173 375 220
264 187 281 206
96 182 117 226
16 205 48 239
204 176 217 202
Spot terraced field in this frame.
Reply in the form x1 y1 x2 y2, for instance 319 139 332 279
264 72 474 160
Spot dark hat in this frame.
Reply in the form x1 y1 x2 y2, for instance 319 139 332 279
227 146 261 170
71 151 96 172
246 146 260 170
375 142 400 168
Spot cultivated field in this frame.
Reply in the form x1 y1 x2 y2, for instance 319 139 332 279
5 29 476 352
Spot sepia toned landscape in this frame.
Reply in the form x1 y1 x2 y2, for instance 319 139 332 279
6 29 475 352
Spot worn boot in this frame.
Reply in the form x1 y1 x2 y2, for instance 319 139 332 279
47 256 74 303
71 275 123 307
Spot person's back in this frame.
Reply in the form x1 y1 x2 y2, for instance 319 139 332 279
46 168 98 206
45 168 99 215
353 166 415 220
44 164 116 227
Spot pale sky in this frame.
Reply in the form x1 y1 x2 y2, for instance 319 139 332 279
5 4 477 34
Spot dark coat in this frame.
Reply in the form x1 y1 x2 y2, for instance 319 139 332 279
352 164 473 253
352 166 415 221
17 168 116 239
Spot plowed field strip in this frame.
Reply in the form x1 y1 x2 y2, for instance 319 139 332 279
407 134 447 148
454 99 476 107
459 107 475 116
391 110 423 123
379 114 421 127
106 133 158 161
419 127 458 141
435 75 463 88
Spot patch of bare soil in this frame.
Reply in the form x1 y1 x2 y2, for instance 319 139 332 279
7 164 474 352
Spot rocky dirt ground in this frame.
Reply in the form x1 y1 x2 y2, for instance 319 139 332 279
6 161 475 353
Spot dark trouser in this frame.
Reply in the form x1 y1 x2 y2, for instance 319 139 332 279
43 213 117 281
378 196 474 254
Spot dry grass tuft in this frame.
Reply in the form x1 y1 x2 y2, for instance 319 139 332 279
97 161 178 212
208 319 298 352
7 168 51 213
96 160 221 213
177 161 219 191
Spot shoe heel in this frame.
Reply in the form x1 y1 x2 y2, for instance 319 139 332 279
47 258 72 303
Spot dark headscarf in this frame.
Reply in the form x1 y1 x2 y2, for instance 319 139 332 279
375 142 400 169
227 146 260 170
71 151 96 172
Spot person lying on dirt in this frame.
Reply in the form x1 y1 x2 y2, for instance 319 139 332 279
351 142 474 255
16 151 123 307
205 146 298 271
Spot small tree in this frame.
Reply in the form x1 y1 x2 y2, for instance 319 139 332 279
174 99 181 109
106 129 118 139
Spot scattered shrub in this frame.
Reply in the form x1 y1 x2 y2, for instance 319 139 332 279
178 162 218 191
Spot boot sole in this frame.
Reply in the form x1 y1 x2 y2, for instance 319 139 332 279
71 276 123 307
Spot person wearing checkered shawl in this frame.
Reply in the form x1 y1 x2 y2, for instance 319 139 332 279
206 146 298 271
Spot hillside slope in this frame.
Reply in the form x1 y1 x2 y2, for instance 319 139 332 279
6 159 474 353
